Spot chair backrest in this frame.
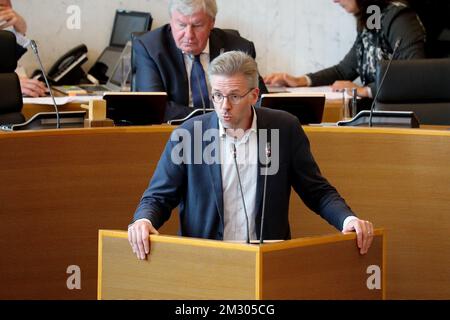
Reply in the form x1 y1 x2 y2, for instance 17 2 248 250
375 58 450 125
130 31 147 92
223 29 240 37
408 0 450 58
0 30 24 125
0 73 23 113
0 30 18 72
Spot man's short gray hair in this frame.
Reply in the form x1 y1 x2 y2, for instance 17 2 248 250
169 0 218 19
208 51 259 89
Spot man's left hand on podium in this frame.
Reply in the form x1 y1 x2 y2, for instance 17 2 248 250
342 218 374 255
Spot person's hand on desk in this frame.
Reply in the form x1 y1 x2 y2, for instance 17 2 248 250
331 81 371 98
264 73 308 87
19 76 48 97
342 218 374 255
0 3 27 34
128 219 159 260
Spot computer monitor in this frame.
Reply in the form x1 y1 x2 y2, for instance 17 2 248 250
110 10 153 48
103 92 167 126
89 10 152 82
260 93 325 125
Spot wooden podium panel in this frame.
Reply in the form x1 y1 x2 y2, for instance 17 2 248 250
99 230 384 300
99 231 257 300
261 234 383 300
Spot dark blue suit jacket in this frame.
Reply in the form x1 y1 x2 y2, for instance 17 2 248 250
133 24 268 121
133 108 355 240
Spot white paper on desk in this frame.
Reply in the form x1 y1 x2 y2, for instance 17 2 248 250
288 86 351 100
23 96 103 105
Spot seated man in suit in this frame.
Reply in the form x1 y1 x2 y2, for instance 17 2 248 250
128 51 374 260
0 0 47 97
133 0 267 121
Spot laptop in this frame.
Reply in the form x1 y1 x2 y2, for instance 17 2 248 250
103 92 167 126
260 93 326 125
88 10 152 82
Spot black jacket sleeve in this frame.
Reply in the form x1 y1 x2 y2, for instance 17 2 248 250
16 43 27 60
307 40 360 87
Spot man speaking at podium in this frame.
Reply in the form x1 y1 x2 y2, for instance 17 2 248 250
133 0 267 121
128 51 374 260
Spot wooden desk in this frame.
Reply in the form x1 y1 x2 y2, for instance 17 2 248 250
323 99 344 122
0 126 449 299
22 98 345 123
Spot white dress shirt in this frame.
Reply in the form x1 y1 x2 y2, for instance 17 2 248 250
183 40 211 108
219 110 259 241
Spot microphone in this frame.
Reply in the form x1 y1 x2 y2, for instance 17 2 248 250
369 38 402 127
188 53 207 115
259 142 271 244
231 143 251 244
29 40 61 129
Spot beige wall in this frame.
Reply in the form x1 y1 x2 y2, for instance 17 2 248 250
14 0 355 78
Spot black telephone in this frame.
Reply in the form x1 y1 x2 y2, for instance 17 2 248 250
33 44 89 85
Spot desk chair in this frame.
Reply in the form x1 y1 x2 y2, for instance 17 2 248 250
0 30 25 125
409 0 450 58
222 29 240 37
375 58 450 125
130 32 146 92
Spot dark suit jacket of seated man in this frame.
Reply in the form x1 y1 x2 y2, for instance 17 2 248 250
133 24 268 121
133 107 354 240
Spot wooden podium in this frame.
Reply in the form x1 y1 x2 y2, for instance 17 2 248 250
98 229 384 300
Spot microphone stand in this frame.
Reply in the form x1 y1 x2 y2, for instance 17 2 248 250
29 40 61 129
369 38 402 127
259 142 271 244
232 143 251 244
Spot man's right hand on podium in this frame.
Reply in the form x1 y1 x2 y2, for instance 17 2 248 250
128 219 159 260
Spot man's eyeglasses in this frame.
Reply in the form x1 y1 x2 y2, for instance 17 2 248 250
211 88 255 105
